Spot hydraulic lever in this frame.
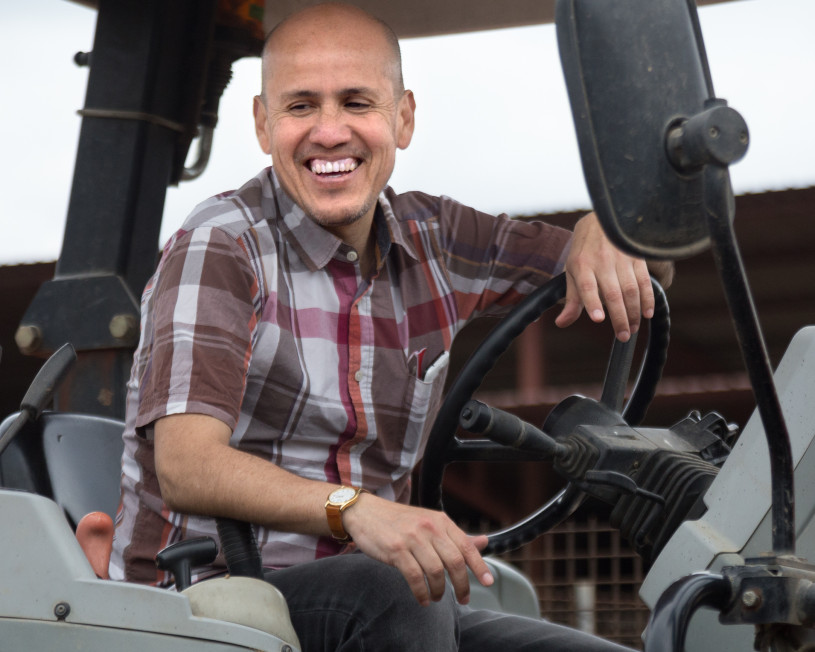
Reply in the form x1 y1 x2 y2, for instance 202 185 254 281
0 343 76 455
459 399 567 459
155 537 218 592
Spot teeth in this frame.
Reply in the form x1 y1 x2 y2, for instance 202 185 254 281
310 158 359 175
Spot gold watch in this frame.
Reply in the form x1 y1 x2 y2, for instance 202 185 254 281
325 485 367 542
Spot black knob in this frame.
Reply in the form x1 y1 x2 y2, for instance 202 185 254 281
155 537 218 591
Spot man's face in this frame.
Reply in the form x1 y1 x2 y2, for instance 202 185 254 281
253 13 415 236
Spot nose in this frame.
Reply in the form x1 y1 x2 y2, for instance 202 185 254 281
310 106 352 149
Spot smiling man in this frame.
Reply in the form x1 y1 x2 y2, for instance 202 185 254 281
111 3 666 650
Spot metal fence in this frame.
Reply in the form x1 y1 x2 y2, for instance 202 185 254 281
501 515 650 649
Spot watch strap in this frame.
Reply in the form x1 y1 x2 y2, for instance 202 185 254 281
325 486 367 542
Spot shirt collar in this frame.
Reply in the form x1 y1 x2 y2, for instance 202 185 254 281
377 187 420 263
265 167 419 271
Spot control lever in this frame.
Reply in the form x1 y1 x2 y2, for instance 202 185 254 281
155 537 218 591
216 517 264 580
0 343 76 455
459 400 568 459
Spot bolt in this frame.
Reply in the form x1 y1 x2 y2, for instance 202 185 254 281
15 325 42 354
74 51 92 67
741 589 761 609
282 647 293 652
109 314 137 340
54 601 71 620
709 126 720 139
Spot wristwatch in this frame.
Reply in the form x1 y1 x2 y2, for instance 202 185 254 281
325 485 367 543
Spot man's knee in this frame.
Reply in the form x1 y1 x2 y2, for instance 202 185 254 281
348 556 459 647
268 554 459 650
332 554 457 622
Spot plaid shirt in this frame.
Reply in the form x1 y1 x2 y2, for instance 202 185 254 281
111 167 572 585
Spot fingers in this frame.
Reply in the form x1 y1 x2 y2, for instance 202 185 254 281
395 548 441 607
411 538 459 604
601 261 641 342
463 534 494 588
601 259 654 340
562 214 657 341
358 513 492 605
635 259 655 319
405 521 492 606
344 496 495 606
555 272 594 329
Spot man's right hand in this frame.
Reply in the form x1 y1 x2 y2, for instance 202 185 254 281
342 493 494 606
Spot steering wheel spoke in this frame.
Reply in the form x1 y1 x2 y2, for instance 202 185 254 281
600 334 639 412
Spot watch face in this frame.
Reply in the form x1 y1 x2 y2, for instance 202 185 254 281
330 487 357 504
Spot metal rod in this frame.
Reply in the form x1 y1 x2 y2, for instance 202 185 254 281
703 167 795 554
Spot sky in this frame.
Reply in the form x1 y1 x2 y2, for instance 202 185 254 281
2 0 814 265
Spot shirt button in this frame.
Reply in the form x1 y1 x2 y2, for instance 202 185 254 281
346 250 359 262
354 370 363 382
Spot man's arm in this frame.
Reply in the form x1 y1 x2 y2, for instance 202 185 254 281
556 212 675 341
154 413 493 606
154 413 328 534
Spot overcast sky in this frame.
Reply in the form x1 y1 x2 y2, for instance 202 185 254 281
2 0 813 265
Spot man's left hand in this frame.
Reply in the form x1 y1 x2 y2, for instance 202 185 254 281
555 212 673 342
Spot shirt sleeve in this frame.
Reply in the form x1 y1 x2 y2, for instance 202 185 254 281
135 226 259 433
436 195 574 320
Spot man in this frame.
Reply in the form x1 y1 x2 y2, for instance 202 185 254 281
111 3 670 650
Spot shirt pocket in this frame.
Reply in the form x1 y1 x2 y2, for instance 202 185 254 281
397 350 450 472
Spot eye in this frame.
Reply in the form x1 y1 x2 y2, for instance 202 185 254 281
345 100 371 111
288 102 314 115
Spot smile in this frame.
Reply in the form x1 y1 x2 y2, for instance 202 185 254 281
308 157 360 175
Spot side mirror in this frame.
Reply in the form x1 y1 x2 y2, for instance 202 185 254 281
555 0 748 259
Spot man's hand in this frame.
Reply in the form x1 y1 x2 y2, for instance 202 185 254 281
555 212 672 341
342 493 493 606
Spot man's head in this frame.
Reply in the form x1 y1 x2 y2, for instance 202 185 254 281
253 3 416 241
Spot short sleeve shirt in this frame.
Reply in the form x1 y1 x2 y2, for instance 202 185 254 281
110 167 572 585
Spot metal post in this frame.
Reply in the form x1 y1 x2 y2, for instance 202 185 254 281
18 0 217 418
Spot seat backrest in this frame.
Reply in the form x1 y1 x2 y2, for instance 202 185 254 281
40 412 125 525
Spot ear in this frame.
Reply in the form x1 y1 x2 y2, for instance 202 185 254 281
253 95 272 154
396 90 416 150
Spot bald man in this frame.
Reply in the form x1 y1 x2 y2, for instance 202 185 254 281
111 4 666 650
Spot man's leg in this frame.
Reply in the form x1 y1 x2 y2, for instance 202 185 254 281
265 553 459 652
458 606 637 652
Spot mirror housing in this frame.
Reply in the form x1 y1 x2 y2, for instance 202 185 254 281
555 0 748 259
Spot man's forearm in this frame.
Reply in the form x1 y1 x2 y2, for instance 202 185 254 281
154 413 336 537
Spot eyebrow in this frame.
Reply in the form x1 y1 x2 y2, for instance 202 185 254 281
280 87 378 101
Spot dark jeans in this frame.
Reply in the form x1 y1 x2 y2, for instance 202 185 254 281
264 553 635 651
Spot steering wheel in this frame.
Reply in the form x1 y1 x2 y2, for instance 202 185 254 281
418 272 670 554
